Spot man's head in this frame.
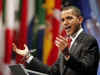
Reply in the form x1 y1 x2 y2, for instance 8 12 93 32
61 6 83 36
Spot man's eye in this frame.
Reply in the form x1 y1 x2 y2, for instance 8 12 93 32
61 18 64 22
66 16 73 19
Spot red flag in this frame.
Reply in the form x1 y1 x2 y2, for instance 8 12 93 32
4 0 15 64
47 0 62 66
16 0 28 64
0 0 2 16
3 0 15 74
4 29 13 64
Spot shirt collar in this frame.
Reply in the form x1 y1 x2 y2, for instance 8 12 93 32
71 28 83 40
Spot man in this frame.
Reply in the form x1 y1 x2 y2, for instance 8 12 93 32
13 6 99 75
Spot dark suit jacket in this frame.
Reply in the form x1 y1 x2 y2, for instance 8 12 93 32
26 31 99 75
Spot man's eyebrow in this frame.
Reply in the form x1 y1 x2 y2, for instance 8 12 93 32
66 16 73 19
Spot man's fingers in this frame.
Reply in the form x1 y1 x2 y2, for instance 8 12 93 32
15 47 29 56
55 40 65 49
15 49 26 56
59 35 66 41
56 37 63 42
12 43 29 56
56 37 67 45
55 40 60 47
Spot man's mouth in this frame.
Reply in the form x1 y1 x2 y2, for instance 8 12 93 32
65 26 71 32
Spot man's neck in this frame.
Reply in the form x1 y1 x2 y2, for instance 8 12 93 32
71 27 83 39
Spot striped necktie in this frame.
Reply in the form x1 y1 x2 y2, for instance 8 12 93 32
67 37 72 48
65 37 72 57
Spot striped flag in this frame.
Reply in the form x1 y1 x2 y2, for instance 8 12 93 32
2 0 15 75
16 0 28 64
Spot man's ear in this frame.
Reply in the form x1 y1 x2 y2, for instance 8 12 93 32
79 16 83 24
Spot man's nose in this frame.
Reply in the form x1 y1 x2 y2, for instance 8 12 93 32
64 20 69 25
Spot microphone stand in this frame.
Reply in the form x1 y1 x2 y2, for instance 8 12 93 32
19 49 37 64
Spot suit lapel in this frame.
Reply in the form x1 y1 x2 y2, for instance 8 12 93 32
69 31 86 54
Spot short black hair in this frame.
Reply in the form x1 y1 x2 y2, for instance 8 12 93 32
61 6 81 17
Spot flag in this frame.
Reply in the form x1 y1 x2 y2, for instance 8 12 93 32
80 0 100 49
34 0 46 60
4 0 15 64
27 0 35 50
16 0 28 64
0 0 2 26
0 27 4 75
43 15 53 64
37 27 45 60
47 0 61 66
27 17 35 50
2 0 15 75
43 0 62 66
43 0 55 65
0 0 5 74
88 0 100 49
0 0 3 61
37 8 46 60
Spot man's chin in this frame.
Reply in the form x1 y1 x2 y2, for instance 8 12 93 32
67 32 72 36
67 33 70 36
65 30 72 36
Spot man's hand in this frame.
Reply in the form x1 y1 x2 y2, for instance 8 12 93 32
55 35 68 52
55 35 71 61
12 43 29 56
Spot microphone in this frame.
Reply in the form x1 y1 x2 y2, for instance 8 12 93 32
29 49 37 53
19 49 37 63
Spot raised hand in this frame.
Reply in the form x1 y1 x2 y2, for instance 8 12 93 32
12 43 29 56
55 35 68 52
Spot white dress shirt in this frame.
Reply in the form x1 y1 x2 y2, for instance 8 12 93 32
70 28 83 49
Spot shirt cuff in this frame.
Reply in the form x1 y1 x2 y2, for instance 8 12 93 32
64 55 70 61
26 56 34 63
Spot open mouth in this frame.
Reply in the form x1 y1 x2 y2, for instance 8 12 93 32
65 26 71 32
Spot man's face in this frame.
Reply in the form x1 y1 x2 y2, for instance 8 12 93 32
61 9 83 36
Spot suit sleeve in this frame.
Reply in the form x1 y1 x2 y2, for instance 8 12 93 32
25 57 51 74
65 38 99 73
25 57 61 75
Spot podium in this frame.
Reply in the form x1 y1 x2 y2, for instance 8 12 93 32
9 64 48 75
